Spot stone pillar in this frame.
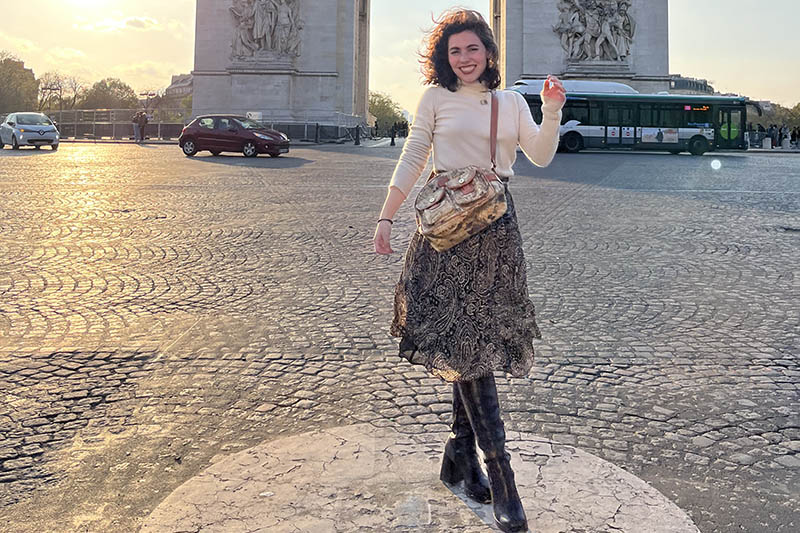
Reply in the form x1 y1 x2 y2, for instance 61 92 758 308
491 0 525 89
192 0 369 124
491 0 669 93
353 0 370 121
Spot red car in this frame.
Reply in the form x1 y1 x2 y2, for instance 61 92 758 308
179 115 290 157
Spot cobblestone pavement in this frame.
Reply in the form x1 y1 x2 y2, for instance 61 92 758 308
0 144 797 532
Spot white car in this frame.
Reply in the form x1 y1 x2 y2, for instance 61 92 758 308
0 112 59 150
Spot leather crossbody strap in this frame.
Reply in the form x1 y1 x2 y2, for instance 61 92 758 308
490 91 498 172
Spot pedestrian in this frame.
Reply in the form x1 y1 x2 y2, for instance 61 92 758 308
137 110 149 143
132 111 140 142
372 9 565 533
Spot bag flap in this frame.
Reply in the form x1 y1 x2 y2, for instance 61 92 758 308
444 167 477 189
415 180 446 210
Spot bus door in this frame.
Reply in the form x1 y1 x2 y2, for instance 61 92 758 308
606 105 635 146
717 107 744 149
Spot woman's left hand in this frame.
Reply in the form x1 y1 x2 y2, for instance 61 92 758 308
541 75 566 108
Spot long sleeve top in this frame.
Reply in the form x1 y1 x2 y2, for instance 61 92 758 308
389 81 563 197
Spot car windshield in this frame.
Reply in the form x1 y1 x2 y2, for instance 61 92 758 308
234 118 264 130
16 113 53 126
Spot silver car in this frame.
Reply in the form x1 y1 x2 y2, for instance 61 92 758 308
0 112 60 150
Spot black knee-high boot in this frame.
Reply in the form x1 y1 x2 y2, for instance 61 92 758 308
457 375 528 533
440 383 491 503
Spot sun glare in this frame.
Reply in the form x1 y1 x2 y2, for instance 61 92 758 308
66 0 108 8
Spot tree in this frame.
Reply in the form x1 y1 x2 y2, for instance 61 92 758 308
78 78 139 109
180 94 193 111
369 91 404 135
63 76 86 110
38 71 64 111
753 102 800 129
0 51 39 113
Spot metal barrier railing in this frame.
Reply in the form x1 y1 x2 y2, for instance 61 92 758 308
46 108 190 140
2 109 364 142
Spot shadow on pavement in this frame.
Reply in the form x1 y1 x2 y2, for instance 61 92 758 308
0 148 58 156
309 143 407 161
514 151 799 216
185 154 314 169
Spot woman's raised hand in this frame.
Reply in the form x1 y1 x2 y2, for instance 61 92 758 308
541 75 566 108
374 220 394 255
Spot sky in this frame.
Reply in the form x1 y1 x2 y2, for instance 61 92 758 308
2 0 798 113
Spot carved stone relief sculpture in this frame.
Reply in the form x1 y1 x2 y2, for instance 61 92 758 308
553 0 635 62
230 0 303 60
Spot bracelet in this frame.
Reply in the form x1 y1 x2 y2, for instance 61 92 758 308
377 218 393 225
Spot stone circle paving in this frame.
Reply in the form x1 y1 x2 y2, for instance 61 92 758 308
0 144 797 532
140 424 701 532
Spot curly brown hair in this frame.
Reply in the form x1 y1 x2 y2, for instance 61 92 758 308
420 9 501 92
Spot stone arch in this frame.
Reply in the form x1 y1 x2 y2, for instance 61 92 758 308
192 1 668 124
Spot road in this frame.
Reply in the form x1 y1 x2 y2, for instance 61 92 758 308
0 143 798 532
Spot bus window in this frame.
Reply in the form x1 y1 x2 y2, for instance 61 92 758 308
607 105 634 125
656 104 682 128
639 104 656 127
684 104 712 128
563 103 589 125
589 102 603 125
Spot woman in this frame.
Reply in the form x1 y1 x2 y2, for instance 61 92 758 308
372 9 565 533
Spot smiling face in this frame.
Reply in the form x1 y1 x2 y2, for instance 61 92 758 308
447 30 488 86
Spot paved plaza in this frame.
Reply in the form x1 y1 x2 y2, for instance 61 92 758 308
0 143 798 532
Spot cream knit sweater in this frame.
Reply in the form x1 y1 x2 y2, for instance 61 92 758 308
389 81 563 197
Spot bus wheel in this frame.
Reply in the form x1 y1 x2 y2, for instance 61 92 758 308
563 132 583 153
689 136 709 156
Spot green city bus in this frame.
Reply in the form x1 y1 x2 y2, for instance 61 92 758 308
511 80 761 156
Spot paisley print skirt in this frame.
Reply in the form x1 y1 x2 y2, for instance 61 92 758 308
391 189 542 382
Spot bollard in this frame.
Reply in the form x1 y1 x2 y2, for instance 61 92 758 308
354 126 360 145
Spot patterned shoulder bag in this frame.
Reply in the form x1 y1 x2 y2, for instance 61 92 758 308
414 91 508 252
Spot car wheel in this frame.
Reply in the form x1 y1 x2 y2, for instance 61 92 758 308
182 139 198 156
51 144 58 151
210 151 221 156
563 132 583 153
689 136 709 156
243 141 258 157
11 135 19 150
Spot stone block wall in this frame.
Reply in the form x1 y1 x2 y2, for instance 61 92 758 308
192 0 368 123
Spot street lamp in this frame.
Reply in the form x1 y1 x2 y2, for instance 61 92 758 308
139 91 157 110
